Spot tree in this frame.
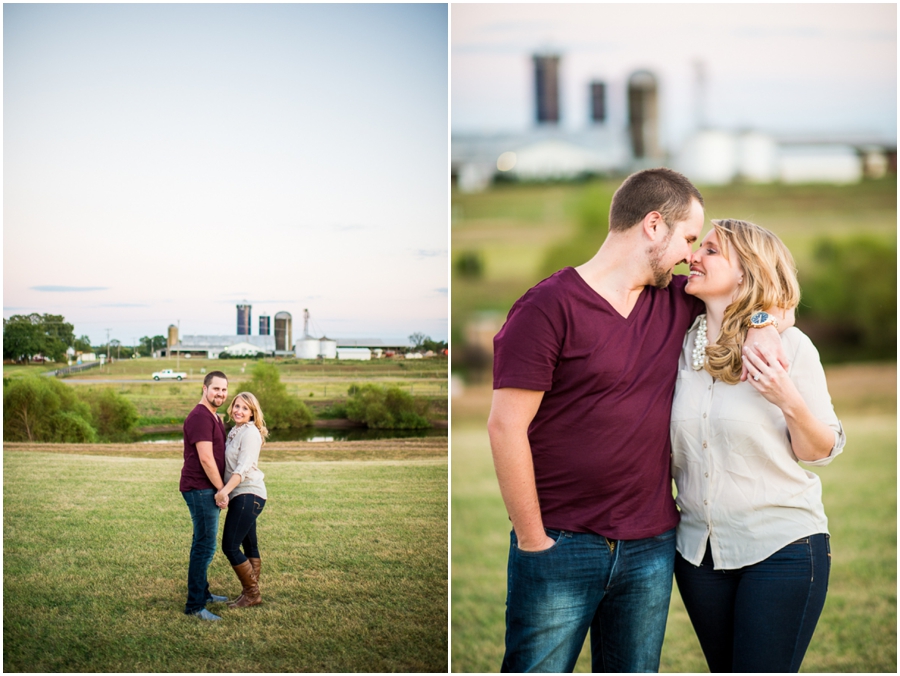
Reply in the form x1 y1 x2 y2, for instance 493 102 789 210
41 314 75 362
422 337 448 353
74 335 93 352
234 362 313 429
138 335 168 357
409 332 427 350
3 316 44 363
2 313 74 363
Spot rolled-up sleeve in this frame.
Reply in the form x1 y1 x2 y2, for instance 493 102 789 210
790 330 846 467
233 427 262 480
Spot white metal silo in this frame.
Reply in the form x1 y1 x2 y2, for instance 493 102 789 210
737 131 778 183
296 337 319 359
319 337 337 359
676 130 738 185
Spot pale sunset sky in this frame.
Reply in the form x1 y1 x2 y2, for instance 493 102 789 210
4 3 449 346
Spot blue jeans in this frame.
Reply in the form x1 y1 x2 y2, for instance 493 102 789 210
674 534 830 673
221 493 265 566
182 489 221 614
502 527 676 673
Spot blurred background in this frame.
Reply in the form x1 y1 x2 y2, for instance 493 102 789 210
450 4 896 673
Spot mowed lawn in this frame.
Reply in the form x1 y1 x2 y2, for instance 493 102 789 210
4 449 448 672
451 397 896 672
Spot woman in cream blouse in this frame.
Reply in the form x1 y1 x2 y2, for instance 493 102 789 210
215 391 268 608
671 219 844 673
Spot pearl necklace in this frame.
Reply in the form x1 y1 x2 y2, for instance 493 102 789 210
692 315 708 371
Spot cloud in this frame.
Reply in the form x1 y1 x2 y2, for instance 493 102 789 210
99 303 150 308
31 285 108 292
333 224 367 232
217 298 298 304
415 249 447 258
435 287 448 295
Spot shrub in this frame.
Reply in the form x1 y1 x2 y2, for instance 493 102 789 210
234 362 313 429
80 388 140 442
798 235 897 361
344 383 431 429
3 377 97 443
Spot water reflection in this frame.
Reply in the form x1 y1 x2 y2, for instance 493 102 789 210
141 426 448 443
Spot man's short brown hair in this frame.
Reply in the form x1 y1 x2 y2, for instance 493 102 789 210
203 370 228 387
609 167 704 232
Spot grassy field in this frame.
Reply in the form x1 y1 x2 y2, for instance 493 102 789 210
451 178 896 350
450 363 897 673
3 357 449 426
4 439 448 672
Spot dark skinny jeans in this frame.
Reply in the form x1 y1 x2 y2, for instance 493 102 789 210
674 534 830 673
221 493 266 566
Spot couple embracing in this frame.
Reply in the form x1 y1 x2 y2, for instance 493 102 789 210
489 168 845 673
179 371 268 621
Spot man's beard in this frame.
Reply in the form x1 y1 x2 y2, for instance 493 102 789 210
648 232 674 289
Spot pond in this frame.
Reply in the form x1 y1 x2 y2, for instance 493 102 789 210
141 426 448 443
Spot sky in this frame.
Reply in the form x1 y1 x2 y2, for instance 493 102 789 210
4 3 449 347
452 3 896 148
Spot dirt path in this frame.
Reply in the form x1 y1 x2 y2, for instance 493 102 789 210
3 437 448 462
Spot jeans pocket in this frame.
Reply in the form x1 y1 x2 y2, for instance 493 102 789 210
513 528 564 557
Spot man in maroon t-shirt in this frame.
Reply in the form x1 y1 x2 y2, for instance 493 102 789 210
180 370 230 621
488 168 788 672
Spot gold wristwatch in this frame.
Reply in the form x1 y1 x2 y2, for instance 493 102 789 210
749 311 778 329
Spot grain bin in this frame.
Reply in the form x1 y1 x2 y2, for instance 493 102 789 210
319 337 337 359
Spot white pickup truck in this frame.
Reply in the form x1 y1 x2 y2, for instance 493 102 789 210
152 369 187 381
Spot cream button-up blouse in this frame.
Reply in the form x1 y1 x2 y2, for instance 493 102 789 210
671 316 845 570
224 423 267 500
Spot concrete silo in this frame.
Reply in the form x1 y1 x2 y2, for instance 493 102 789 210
274 312 292 352
167 324 178 348
627 70 661 160
259 315 271 336
533 54 561 124
237 304 252 335
319 337 337 359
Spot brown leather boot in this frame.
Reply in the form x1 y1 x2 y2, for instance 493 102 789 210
248 557 261 590
227 560 261 608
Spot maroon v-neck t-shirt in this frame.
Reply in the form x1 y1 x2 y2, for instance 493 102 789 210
493 267 703 539
180 404 227 492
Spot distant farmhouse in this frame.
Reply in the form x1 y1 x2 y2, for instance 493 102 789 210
452 53 896 191
158 307 411 360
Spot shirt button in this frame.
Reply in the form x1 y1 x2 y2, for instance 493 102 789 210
702 441 708 448
703 499 708 505
703 412 707 418
705 472 709 477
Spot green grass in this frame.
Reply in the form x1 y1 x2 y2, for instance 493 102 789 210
4 451 448 672
450 411 896 673
3 358 449 427
451 179 897 352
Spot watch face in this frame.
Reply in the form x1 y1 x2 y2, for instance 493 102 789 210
751 311 769 325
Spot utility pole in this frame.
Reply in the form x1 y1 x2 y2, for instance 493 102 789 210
176 319 180 371
106 328 112 362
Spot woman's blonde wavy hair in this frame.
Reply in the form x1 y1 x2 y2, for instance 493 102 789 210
704 219 800 384
227 391 269 444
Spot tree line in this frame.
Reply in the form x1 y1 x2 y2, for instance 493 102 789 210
2 314 167 363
